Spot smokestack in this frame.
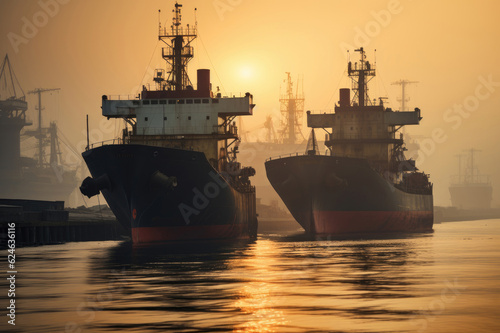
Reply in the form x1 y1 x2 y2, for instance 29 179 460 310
339 88 350 107
197 69 210 95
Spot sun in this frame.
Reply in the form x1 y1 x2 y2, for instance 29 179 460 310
239 65 254 80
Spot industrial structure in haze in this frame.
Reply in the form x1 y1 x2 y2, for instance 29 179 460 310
278 72 305 144
449 149 492 210
0 54 77 202
239 72 309 213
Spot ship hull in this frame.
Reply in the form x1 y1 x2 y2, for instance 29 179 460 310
82 144 257 244
265 155 433 234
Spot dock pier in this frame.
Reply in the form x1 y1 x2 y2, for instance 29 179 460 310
0 199 125 248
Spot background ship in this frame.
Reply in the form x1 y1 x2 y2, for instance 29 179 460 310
265 48 433 234
450 149 492 209
391 79 421 160
0 55 77 202
239 73 310 214
434 149 500 222
80 2 257 243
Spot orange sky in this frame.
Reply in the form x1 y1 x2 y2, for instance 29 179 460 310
1 0 500 206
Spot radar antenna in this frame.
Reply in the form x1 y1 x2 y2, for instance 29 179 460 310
347 47 376 106
158 1 197 91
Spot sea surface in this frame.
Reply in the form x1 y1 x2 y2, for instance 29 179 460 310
1 219 500 333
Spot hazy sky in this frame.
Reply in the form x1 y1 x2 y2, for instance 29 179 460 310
1 0 499 207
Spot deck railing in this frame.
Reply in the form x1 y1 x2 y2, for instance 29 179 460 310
87 138 126 150
266 151 330 162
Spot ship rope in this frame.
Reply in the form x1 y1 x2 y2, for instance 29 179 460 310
197 33 226 95
195 30 201 71
374 65 393 109
57 127 81 160
80 191 88 208
138 40 160 94
323 68 347 110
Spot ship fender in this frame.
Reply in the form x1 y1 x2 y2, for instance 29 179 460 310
80 174 111 198
150 170 178 192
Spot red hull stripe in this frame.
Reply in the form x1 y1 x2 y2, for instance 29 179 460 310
132 224 248 243
313 210 433 234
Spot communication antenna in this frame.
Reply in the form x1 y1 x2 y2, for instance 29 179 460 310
194 7 198 28
158 9 161 30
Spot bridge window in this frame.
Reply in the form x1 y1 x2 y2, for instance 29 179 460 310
194 99 201 104
168 100 176 105
160 100 167 105
177 99 185 104
151 100 158 105
202 99 209 104
186 99 193 104
143 100 150 105
212 99 219 104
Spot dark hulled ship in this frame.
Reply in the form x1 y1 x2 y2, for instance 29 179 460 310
265 48 433 234
80 2 257 243
434 150 498 222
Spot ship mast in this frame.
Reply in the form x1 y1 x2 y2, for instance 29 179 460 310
158 2 197 91
456 153 463 183
454 149 490 185
279 72 304 144
464 148 481 184
347 47 376 106
391 79 419 111
27 88 60 167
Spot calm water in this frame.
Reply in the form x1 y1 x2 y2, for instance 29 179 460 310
2 220 500 333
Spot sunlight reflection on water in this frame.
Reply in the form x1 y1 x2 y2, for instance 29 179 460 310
1 220 499 333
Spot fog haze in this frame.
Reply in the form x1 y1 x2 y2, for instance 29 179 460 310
1 0 499 207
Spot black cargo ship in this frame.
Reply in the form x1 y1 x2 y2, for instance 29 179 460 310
80 2 257 243
266 48 433 234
